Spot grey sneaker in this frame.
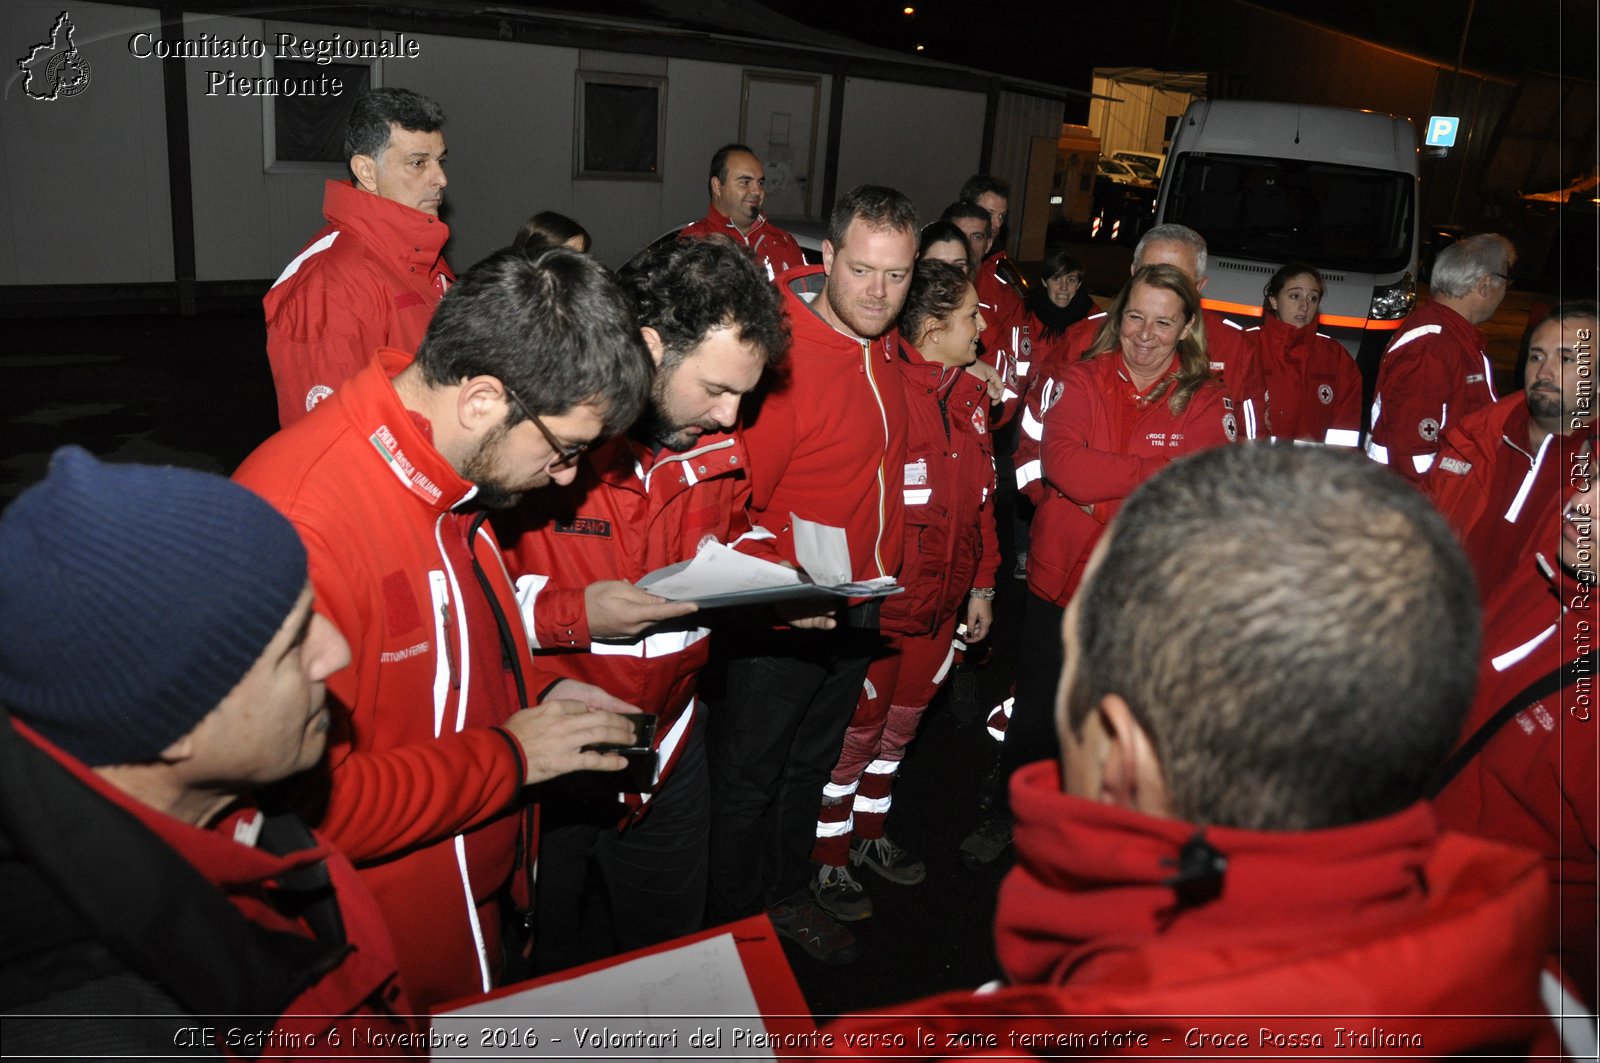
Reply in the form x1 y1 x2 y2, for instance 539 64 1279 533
811 863 873 921
850 835 927 886
768 894 861 964
958 814 1013 869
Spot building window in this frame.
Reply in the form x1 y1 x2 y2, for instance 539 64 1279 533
575 72 665 179
262 57 379 174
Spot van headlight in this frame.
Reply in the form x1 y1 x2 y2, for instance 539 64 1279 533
1368 274 1416 320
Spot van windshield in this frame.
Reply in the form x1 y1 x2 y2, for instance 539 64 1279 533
1164 153 1413 273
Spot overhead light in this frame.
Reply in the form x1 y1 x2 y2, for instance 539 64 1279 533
903 6 915 14
915 43 925 51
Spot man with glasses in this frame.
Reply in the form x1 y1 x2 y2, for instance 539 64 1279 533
1368 233 1516 486
234 247 652 1011
494 236 791 974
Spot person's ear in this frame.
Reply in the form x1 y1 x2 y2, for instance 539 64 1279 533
1267 295 1280 315
710 175 724 201
457 376 511 434
159 732 196 765
349 154 379 195
1097 694 1172 816
821 240 836 276
640 326 666 369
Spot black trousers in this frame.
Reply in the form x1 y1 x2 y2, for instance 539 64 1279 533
705 626 880 919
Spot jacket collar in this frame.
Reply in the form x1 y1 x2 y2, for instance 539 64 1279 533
321 180 449 269
585 430 747 494
701 204 770 243
338 348 477 511
781 266 897 361
996 760 1439 987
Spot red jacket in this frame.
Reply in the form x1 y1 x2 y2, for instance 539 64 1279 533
1434 551 1598 1004
265 181 453 428
1423 393 1585 601
495 431 765 820
823 761 1558 1057
235 350 556 1011
3 720 417 1057
1015 312 1108 504
741 266 908 583
1027 352 1233 605
1368 299 1499 484
1203 306 1266 440
679 207 807 282
974 254 1032 427
1248 312 1363 446
887 344 1000 637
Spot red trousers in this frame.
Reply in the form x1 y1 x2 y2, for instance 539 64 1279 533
812 616 959 866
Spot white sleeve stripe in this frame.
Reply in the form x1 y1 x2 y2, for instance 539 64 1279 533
1015 459 1042 488
1411 453 1436 474
1324 429 1360 447
514 573 551 649
1021 406 1045 441
1386 323 1444 353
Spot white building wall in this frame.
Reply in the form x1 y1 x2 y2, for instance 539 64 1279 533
834 77 987 226
1 2 173 285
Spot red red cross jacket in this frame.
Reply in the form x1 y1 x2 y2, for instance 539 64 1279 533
822 761 1559 1057
887 344 1000 637
1368 299 1499 483
1247 312 1363 446
265 181 453 429
1015 311 1107 505
1434 550 1598 1004
495 431 772 822
974 254 1031 428
1423 393 1588 601
235 349 557 1011
1026 352 1233 606
678 207 807 282
741 266 908 583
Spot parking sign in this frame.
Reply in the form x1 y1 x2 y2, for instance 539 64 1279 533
1426 116 1460 148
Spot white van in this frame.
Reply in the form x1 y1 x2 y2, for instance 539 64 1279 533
1154 101 1419 372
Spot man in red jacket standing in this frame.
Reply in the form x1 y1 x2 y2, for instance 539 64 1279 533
236 249 648 1011
1368 233 1515 484
679 144 807 282
265 88 453 427
707 186 916 965
824 445 1562 1057
1424 300 1596 601
495 236 791 973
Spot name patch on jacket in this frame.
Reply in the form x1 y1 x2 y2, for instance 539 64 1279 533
556 516 612 537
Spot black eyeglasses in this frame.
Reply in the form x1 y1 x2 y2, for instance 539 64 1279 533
1492 272 1515 289
503 386 589 471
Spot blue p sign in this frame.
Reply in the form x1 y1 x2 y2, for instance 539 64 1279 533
1426 116 1459 148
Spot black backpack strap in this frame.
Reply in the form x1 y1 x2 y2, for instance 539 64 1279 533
1428 647 1596 798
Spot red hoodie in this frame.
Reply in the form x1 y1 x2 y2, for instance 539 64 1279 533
265 181 453 428
823 761 1558 1058
741 266 908 584
974 253 1032 428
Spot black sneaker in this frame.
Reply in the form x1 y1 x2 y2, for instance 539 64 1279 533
812 863 873 921
767 895 861 964
958 814 1013 869
850 835 927 886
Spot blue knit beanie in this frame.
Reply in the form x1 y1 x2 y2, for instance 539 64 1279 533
0 447 309 766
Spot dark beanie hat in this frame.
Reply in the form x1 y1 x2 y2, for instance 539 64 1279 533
0 447 309 766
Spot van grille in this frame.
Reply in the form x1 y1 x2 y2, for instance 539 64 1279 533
1214 258 1346 283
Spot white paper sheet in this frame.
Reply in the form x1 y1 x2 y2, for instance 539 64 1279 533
432 932 777 1060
